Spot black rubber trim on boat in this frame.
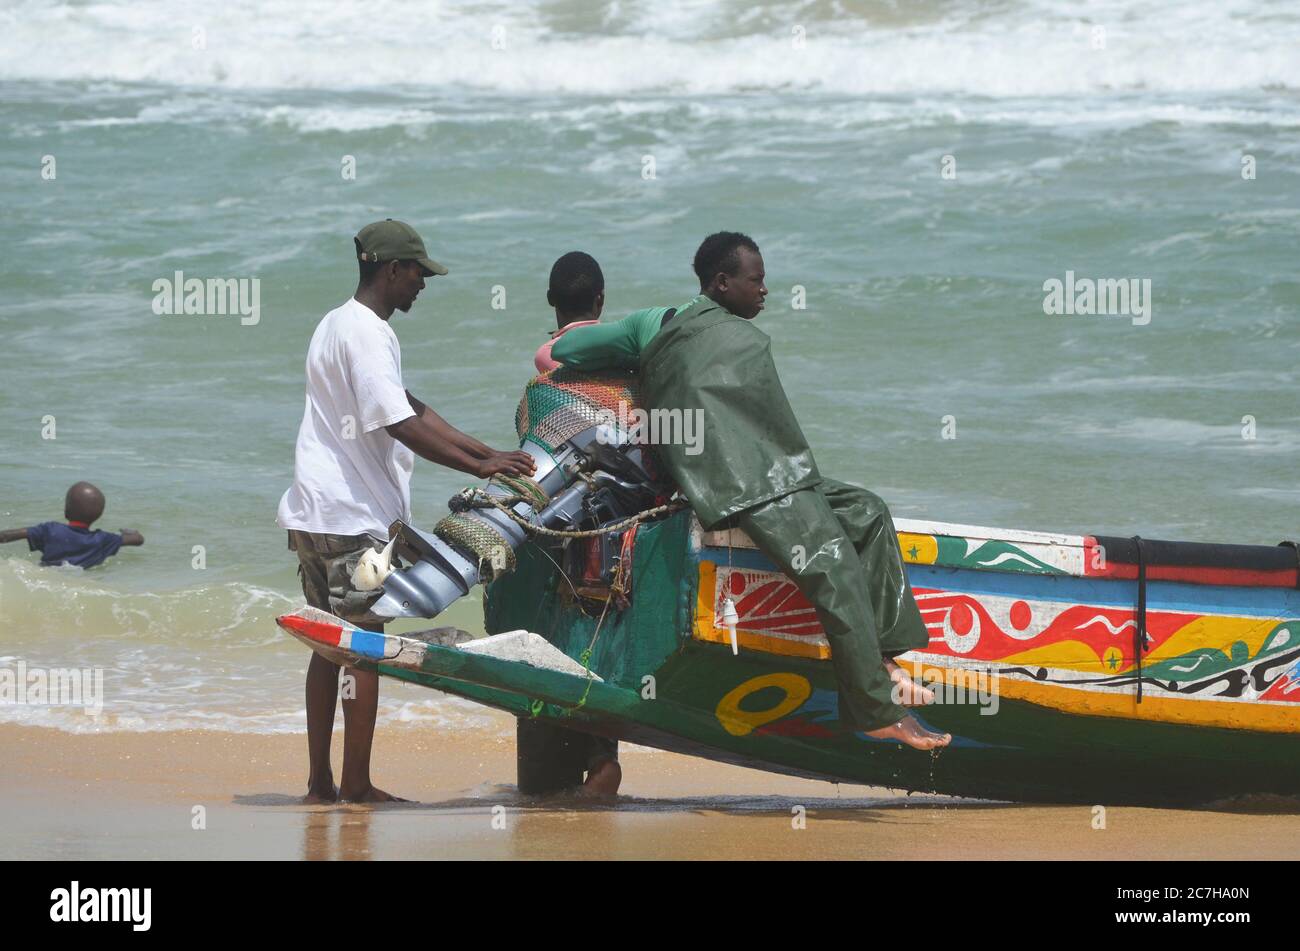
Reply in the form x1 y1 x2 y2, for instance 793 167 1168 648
1278 540 1300 589
1092 534 1299 572
1131 535 1148 704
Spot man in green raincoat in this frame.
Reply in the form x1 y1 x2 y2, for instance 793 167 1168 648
552 233 950 750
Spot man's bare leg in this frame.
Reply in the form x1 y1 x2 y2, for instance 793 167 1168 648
338 664 407 803
576 757 621 798
865 713 952 750
884 657 935 707
304 651 341 804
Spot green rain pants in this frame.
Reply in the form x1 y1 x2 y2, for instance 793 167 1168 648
733 478 929 732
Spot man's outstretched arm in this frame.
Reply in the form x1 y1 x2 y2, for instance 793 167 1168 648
119 530 145 546
405 392 495 460
0 528 27 544
550 307 670 371
388 394 535 479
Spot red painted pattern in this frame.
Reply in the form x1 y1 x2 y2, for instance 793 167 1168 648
1259 672 1299 702
719 569 823 640
276 613 344 647
911 588 1199 664
756 718 836 738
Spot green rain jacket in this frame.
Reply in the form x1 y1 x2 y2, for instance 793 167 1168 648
551 294 824 527
552 295 916 733
638 295 822 528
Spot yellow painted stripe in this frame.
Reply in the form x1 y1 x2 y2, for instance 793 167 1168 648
1003 616 1285 674
1146 615 1281 665
894 657 1300 734
1003 640 1110 671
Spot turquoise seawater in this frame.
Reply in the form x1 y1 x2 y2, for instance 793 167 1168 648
1 0 1298 730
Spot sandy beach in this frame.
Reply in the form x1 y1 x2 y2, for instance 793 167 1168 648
4 720 1298 861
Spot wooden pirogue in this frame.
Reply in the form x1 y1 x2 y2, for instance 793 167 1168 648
278 509 1300 805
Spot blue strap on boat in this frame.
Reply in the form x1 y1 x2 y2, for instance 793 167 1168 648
1132 535 1149 703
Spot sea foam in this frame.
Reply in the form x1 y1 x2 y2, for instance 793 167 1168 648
1 0 1297 96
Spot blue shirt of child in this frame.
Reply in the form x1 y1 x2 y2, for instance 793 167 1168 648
26 522 124 568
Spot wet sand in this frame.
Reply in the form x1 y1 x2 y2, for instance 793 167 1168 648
3 720 1298 860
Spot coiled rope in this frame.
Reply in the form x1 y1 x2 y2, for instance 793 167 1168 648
435 471 685 581
452 486 685 540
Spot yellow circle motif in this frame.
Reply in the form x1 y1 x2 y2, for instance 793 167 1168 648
715 673 813 737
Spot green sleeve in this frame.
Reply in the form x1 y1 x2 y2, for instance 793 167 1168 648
550 307 670 371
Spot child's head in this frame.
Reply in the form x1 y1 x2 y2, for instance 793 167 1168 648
64 482 106 525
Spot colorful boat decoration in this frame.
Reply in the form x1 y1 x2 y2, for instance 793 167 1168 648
279 510 1300 805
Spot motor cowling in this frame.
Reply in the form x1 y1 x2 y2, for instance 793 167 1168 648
369 368 671 620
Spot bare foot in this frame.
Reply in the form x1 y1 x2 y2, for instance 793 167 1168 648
575 759 621 798
303 776 339 804
339 784 410 804
885 659 935 707
865 714 952 750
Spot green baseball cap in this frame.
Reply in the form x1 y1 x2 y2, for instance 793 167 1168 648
354 219 448 276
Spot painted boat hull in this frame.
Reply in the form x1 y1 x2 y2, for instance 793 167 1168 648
278 510 1300 805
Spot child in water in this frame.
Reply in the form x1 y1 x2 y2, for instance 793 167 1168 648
0 482 144 568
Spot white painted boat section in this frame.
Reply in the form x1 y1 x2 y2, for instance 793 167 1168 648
459 630 603 681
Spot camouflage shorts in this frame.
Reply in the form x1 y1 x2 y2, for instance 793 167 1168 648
288 530 390 628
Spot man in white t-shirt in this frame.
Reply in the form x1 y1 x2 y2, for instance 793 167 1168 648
278 219 535 803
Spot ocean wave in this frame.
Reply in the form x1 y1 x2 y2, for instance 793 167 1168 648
0 558 511 734
0 695 510 735
0 557 297 645
2 0 1297 96
29 92 1300 142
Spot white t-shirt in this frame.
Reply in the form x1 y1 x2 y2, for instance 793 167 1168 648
277 298 417 541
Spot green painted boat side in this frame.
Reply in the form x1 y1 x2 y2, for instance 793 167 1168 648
357 509 1298 805
366 637 1300 805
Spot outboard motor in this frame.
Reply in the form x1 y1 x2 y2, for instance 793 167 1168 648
368 369 674 620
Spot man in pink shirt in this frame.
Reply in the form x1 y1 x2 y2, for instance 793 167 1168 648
534 251 605 373
525 251 622 796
